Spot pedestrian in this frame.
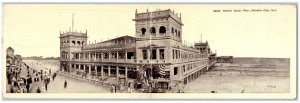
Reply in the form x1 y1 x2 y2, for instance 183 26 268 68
26 84 30 93
114 85 117 93
45 82 48 91
127 86 131 93
41 74 43 81
52 74 55 81
64 80 67 89
36 87 41 93
47 76 50 83
111 85 115 93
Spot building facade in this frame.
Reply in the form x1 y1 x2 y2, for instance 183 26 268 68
59 9 216 92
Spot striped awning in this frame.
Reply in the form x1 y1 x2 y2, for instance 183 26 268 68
158 64 167 76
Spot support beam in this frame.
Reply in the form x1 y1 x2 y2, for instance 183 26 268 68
156 49 159 60
147 49 150 60
95 65 97 76
116 66 119 79
108 66 111 77
101 65 104 78
89 65 91 76
125 50 128 60
125 67 128 81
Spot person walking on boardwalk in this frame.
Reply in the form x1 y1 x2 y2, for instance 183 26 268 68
114 85 117 93
111 85 115 93
36 87 41 93
52 72 57 81
45 82 48 91
64 80 67 89
52 74 55 81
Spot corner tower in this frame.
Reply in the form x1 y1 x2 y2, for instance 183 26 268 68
59 30 87 72
133 9 183 64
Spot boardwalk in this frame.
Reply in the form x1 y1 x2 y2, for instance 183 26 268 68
22 60 110 93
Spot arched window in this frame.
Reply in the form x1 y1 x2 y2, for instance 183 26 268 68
141 28 146 35
72 41 76 45
159 26 166 34
175 29 178 36
171 27 174 33
150 27 156 34
77 41 81 45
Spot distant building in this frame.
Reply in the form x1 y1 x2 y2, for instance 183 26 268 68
59 9 216 92
23 56 43 60
6 47 14 65
216 56 234 63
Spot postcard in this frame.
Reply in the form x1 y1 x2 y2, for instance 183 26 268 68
2 4 297 99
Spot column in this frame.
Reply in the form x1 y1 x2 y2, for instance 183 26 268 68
95 65 98 76
125 50 128 60
101 52 103 61
69 63 72 72
95 52 98 61
125 67 128 81
78 64 80 71
89 53 91 60
83 65 86 73
108 52 111 60
108 66 111 77
156 49 159 60
116 66 119 78
88 65 91 76
101 65 104 78
147 49 150 60
116 51 119 59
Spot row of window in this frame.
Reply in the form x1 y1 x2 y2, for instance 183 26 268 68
72 52 135 60
142 49 165 59
138 18 167 23
172 49 207 60
171 27 181 38
141 26 166 36
61 40 85 46
173 61 206 75
140 26 181 38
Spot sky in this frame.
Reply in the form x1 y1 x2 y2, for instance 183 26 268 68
3 4 296 58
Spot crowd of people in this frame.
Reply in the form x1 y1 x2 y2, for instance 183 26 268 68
6 61 59 93
6 65 28 93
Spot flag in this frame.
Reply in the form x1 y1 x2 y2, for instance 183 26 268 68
158 64 166 75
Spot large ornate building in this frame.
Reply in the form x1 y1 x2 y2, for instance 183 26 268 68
59 9 216 92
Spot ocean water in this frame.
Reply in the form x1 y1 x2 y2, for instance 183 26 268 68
184 58 290 93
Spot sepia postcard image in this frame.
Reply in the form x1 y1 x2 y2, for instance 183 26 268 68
2 3 297 99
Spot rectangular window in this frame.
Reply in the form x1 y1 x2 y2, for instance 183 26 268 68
174 67 178 75
159 49 164 59
178 51 181 59
174 50 177 59
150 49 157 59
142 50 147 59
172 49 175 59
